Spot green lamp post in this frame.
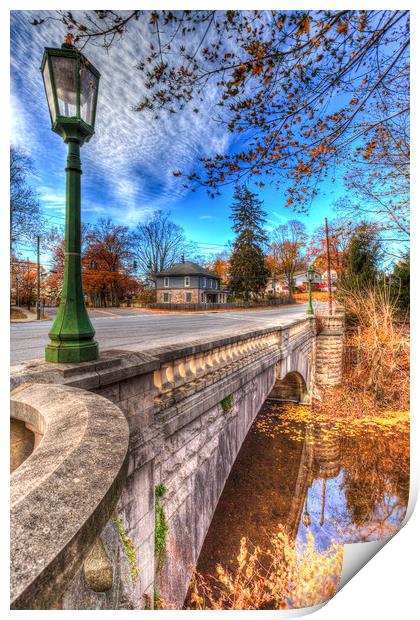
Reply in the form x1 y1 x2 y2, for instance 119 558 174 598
41 42 100 362
306 266 315 315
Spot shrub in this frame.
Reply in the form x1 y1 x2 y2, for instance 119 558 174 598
137 288 157 305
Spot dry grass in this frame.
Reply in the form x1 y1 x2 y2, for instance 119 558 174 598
187 526 343 610
10 308 27 320
316 281 409 417
294 291 335 304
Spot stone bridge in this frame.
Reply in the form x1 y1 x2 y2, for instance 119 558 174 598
10 313 344 609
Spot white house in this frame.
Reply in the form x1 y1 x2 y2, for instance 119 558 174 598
293 270 322 288
320 269 338 284
265 276 289 295
265 270 323 295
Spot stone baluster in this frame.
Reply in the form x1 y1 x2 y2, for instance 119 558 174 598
173 359 185 388
193 353 207 390
220 346 229 367
227 344 235 363
154 362 175 409
213 348 222 370
186 355 197 381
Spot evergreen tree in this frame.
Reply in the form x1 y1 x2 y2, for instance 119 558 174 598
228 185 269 300
391 252 409 312
344 223 381 285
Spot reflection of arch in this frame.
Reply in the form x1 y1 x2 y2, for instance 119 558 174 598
269 370 309 403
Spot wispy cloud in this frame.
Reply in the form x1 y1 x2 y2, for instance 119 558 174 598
10 11 233 225
199 215 215 220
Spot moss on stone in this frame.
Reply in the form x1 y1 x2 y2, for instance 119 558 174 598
221 394 234 412
154 588 164 609
154 484 169 574
114 516 138 583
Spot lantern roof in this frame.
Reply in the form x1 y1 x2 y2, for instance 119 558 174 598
40 43 101 79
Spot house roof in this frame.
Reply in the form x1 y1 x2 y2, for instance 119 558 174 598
155 261 220 279
294 270 322 278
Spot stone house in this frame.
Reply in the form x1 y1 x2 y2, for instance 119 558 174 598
154 261 228 304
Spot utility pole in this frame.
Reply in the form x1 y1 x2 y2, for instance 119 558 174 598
36 235 41 320
16 276 20 307
27 257 30 311
324 217 333 316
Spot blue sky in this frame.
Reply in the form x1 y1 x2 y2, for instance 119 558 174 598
11 10 343 264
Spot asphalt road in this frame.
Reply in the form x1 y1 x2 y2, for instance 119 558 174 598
10 305 306 366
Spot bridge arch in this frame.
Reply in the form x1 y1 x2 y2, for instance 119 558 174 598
269 369 309 404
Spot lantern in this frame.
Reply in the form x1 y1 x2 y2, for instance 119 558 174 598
41 43 100 143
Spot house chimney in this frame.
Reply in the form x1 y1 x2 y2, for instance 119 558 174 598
181 254 185 263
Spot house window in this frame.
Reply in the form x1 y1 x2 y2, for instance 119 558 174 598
209 279 213 289
164 277 169 288
163 292 171 302
203 277 206 288
184 276 190 287
186 292 192 302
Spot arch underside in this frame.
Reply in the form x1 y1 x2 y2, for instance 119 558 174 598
269 369 309 403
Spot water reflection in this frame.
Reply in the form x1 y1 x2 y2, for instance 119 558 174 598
295 416 409 550
194 400 409 595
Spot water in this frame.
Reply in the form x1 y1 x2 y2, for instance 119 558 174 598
189 400 409 609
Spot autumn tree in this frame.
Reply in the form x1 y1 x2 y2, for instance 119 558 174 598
84 218 137 306
336 87 409 252
228 185 269 300
337 168 409 251
10 146 43 249
133 210 193 277
271 220 307 292
307 217 353 277
206 251 230 284
41 10 409 210
11 258 45 309
44 225 88 306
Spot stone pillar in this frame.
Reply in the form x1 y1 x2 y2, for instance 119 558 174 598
315 315 344 386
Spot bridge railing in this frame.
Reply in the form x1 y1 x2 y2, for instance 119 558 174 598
152 328 283 411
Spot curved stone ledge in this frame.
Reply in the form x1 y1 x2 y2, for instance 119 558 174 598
10 384 129 610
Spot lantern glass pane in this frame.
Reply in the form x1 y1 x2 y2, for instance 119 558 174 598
80 66 98 126
42 60 56 122
51 56 77 117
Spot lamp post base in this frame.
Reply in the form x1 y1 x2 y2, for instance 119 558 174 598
45 339 98 363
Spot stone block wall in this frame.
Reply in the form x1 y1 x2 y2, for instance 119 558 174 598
315 315 345 385
156 365 275 608
157 288 200 303
61 519 136 610
109 347 279 608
